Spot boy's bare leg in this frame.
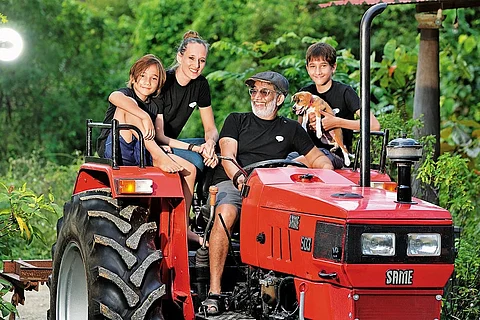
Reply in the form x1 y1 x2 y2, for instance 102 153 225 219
116 110 184 172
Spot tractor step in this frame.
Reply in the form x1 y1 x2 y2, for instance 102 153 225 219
195 311 255 320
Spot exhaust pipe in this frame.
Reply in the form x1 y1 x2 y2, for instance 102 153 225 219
360 3 387 187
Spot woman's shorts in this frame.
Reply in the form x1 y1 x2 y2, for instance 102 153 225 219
172 138 207 172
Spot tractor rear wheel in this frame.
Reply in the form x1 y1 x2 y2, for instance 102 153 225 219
49 190 165 319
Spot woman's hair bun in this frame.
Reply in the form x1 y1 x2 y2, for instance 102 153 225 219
183 30 201 40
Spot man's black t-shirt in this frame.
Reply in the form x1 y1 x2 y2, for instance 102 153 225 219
153 69 211 139
96 87 158 157
299 80 360 155
212 112 315 185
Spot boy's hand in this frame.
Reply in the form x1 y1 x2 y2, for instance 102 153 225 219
308 112 317 131
319 110 339 131
308 111 340 132
141 117 155 140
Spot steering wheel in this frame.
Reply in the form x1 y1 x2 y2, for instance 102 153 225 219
243 159 307 176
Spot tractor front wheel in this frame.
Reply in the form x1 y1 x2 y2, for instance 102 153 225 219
50 190 165 320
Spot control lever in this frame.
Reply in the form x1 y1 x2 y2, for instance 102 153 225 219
201 186 218 250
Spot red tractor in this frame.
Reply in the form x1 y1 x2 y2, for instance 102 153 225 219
48 4 454 320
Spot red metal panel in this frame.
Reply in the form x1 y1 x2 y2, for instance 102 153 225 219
294 279 353 320
353 289 442 319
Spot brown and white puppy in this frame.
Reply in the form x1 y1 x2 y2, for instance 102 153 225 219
292 91 351 167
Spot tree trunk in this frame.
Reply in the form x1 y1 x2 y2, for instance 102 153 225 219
412 12 441 204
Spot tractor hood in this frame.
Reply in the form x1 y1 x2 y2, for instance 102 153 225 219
239 167 454 290
243 167 451 221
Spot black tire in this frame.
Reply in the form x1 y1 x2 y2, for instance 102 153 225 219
49 189 165 320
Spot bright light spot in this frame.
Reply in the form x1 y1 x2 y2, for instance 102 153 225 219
0 27 23 62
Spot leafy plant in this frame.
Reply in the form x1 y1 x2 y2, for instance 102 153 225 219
0 278 17 319
0 183 60 255
0 182 60 317
0 151 80 259
417 151 480 318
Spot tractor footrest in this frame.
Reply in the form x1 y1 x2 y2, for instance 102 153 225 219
195 311 255 320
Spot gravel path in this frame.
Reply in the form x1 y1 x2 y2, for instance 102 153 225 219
4 283 50 319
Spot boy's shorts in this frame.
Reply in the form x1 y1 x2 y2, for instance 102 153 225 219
104 131 152 166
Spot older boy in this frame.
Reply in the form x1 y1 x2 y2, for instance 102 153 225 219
297 42 380 168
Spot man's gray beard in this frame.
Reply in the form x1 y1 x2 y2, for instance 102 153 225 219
251 99 277 119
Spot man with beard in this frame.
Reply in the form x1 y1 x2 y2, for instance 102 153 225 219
201 71 333 315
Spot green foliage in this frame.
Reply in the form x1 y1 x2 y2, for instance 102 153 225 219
0 0 128 164
0 13 7 23
443 232 480 319
0 278 17 319
438 9 480 168
0 182 61 256
417 153 479 225
0 151 80 259
417 151 480 318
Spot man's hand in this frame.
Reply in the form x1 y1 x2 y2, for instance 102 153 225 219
198 139 216 159
235 174 245 191
199 139 218 168
203 153 218 168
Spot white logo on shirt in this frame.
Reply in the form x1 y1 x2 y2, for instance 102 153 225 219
276 136 284 142
189 102 197 108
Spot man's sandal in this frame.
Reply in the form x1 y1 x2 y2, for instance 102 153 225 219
201 293 222 316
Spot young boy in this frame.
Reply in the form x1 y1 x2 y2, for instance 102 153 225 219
98 54 190 173
97 54 202 243
297 42 380 168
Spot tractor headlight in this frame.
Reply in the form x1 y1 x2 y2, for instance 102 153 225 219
407 233 441 256
361 233 395 256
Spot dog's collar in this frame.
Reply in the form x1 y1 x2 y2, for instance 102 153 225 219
309 97 315 107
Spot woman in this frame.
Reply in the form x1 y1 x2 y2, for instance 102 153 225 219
153 31 219 245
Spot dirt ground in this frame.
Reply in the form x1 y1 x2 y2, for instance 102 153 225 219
4 283 50 319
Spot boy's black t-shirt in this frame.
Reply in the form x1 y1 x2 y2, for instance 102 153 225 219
96 87 158 157
299 80 360 154
153 69 211 139
212 112 314 185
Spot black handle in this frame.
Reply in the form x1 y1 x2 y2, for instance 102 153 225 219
318 271 337 280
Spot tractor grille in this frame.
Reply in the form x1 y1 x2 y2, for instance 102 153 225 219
354 293 440 319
